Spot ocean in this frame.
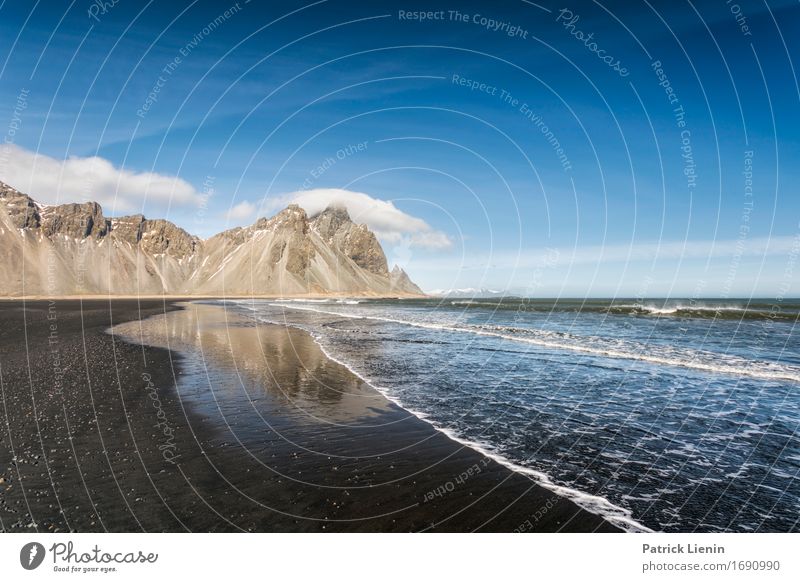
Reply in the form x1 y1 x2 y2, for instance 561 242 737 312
224 297 800 532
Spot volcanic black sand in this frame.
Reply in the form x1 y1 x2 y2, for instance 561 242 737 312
0 299 620 532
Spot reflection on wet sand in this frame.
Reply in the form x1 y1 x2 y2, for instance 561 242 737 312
106 300 618 531
113 301 393 428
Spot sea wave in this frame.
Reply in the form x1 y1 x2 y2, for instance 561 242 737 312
230 301 652 532
266 303 800 383
270 298 361 305
604 303 798 321
444 298 800 321
221 298 800 533
273 298 332 303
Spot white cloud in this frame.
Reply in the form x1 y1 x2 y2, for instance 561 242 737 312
226 200 257 223
0 144 201 213
267 188 453 250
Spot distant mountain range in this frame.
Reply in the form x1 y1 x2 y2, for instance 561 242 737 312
428 287 508 298
0 180 423 297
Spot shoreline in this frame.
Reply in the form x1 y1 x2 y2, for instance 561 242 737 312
0 293 428 301
114 300 625 532
0 298 621 532
250 302 650 532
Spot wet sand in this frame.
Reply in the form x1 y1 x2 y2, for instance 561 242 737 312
0 299 619 532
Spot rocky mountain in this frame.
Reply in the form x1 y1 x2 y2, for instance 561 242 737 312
0 180 424 297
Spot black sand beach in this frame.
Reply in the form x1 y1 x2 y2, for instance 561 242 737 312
0 299 619 532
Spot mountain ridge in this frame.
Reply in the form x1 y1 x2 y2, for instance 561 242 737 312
0 180 424 297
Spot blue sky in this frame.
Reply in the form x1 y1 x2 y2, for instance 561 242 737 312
0 0 798 296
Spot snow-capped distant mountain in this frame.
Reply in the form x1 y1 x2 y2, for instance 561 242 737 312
427 287 507 298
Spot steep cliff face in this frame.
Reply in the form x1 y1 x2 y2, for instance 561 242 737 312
311 205 389 276
138 219 199 259
0 180 424 297
1 183 39 228
41 202 109 239
389 264 422 293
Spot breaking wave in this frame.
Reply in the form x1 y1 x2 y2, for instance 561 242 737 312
266 303 800 383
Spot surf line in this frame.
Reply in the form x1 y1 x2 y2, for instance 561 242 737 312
268 303 800 384
243 304 651 533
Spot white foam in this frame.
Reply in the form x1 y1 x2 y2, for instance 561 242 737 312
616 303 758 315
231 301 654 533
267 303 800 384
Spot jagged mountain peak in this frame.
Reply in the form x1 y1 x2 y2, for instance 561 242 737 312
278 203 307 219
308 204 388 276
0 180 41 229
0 181 425 297
389 264 423 295
313 203 351 220
310 204 352 239
247 203 308 234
